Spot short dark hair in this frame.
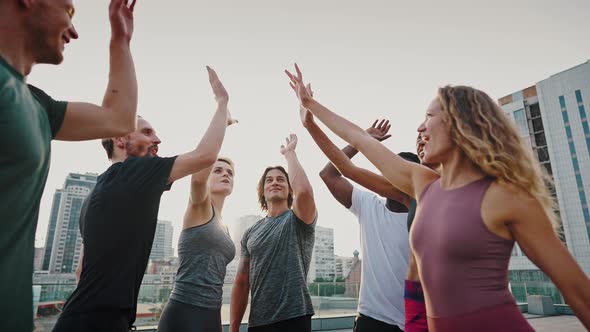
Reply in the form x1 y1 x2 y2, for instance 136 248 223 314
384 152 420 207
101 138 114 159
100 115 142 160
257 166 293 211
398 152 420 164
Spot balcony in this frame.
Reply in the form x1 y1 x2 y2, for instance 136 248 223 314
31 281 583 331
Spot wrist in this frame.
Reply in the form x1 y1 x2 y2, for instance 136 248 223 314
301 96 314 108
217 99 229 107
109 37 131 49
283 150 297 159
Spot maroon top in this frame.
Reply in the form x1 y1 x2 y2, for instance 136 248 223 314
411 177 517 318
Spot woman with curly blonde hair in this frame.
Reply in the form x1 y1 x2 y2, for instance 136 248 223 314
286 64 590 332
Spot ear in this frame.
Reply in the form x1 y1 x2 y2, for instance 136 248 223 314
114 136 126 150
18 0 35 10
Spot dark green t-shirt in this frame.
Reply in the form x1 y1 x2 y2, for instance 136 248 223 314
0 56 67 331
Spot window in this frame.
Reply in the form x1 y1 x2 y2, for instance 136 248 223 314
530 103 541 118
534 132 547 147
532 117 545 132
513 109 529 137
537 147 549 162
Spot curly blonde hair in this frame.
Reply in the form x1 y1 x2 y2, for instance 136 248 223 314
438 85 559 232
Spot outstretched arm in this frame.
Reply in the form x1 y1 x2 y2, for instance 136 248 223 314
56 0 139 141
281 135 317 224
492 185 590 329
286 64 437 199
230 257 250 332
307 113 410 207
168 67 236 183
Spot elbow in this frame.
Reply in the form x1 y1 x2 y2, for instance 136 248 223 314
319 169 330 182
193 151 218 169
110 112 137 136
118 121 136 136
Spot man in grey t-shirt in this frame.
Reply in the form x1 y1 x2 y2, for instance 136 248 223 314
230 134 317 332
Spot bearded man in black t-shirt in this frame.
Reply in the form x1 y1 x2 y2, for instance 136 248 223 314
53 66 236 332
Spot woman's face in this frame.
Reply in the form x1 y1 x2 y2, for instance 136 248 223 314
209 161 235 196
417 97 454 165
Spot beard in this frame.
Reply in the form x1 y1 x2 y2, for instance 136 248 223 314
125 141 149 157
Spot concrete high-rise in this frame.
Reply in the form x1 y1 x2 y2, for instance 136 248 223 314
149 220 174 261
42 173 97 273
308 225 335 282
499 60 590 285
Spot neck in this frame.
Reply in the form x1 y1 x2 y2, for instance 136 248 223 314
266 201 289 218
439 149 485 189
111 151 128 164
210 193 226 214
0 15 34 76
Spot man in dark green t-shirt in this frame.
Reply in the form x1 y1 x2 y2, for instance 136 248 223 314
0 1 141 330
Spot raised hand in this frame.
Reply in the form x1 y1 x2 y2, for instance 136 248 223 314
299 83 314 127
109 0 137 43
280 134 298 155
285 63 312 104
366 119 392 142
207 66 229 105
206 66 236 126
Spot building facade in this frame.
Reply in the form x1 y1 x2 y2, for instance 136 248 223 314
42 173 97 273
499 60 590 301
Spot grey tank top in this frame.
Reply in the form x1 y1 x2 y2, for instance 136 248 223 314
170 209 236 309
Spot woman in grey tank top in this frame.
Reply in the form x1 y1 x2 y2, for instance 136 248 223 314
158 158 237 332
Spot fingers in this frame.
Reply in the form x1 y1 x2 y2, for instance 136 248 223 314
295 63 303 81
206 66 218 82
384 123 391 133
306 83 313 97
129 0 137 12
371 119 378 128
290 82 296 93
109 0 123 13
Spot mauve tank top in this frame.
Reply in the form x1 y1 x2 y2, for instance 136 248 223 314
411 177 533 331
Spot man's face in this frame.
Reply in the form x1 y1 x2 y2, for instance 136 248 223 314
124 118 161 158
27 0 79 65
263 169 291 204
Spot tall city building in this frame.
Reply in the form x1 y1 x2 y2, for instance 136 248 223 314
499 60 590 282
308 225 335 282
232 215 262 256
34 247 44 271
42 173 97 273
149 220 174 261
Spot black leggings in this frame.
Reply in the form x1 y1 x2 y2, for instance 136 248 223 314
248 315 312 332
52 310 130 332
157 299 222 332
354 313 403 332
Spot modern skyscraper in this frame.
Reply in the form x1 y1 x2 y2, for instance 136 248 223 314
149 220 174 261
308 225 335 282
42 173 97 273
499 60 590 285
232 215 262 256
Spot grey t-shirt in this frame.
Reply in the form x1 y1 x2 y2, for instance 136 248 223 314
170 209 236 309
241 209 316 327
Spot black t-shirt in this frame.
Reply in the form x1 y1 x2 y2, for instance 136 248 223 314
407 199 417 231
61 156 177 326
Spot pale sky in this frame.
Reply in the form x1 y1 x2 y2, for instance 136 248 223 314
31 0 590 257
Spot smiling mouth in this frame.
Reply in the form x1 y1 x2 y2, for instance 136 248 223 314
148 146 159 156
